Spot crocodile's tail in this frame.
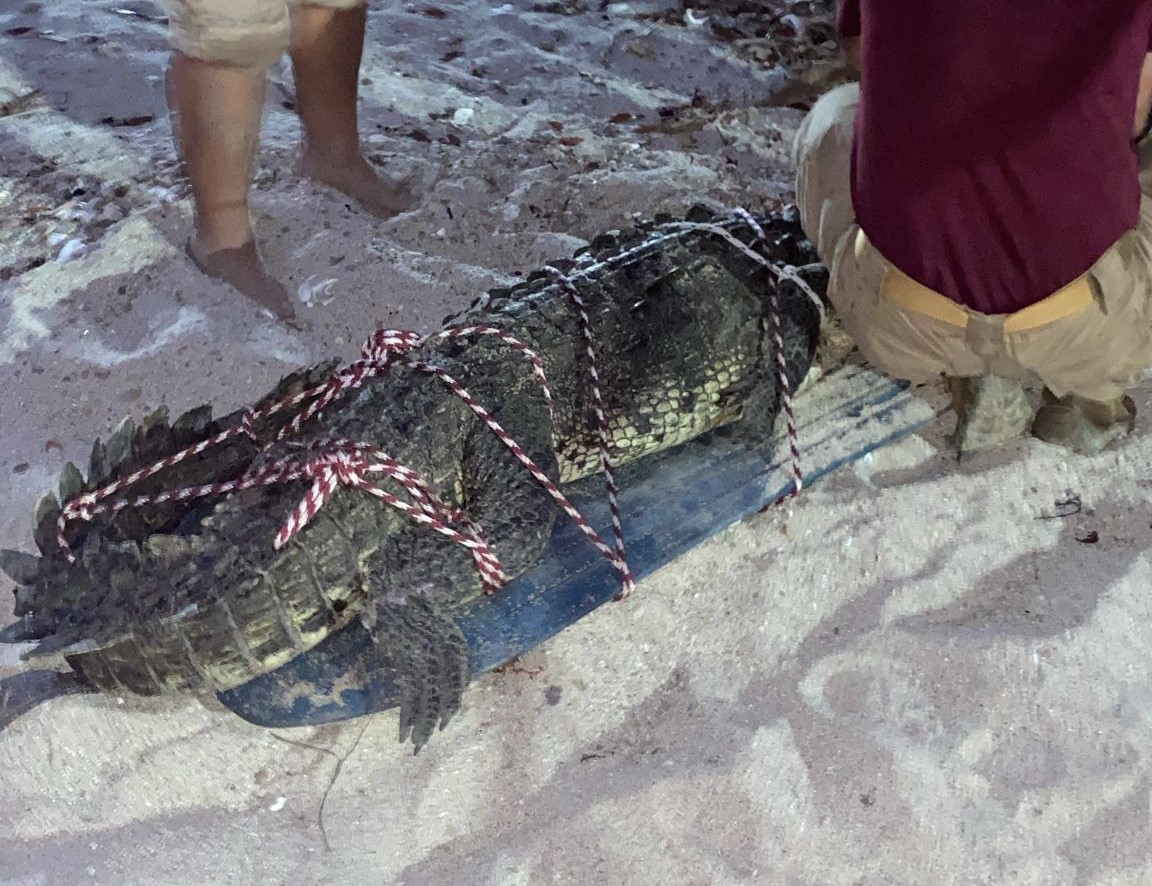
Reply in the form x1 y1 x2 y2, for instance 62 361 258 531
2 402 223 631
0 360 348 691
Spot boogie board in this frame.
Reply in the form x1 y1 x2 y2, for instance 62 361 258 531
217 364 935 728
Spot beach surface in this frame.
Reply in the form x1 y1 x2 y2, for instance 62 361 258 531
2 2 1152 884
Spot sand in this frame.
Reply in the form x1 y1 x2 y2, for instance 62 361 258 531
2 2 1152 884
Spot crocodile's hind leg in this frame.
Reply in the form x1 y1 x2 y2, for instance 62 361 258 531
362 383 559 751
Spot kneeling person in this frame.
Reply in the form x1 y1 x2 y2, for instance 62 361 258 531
796 0 1152 454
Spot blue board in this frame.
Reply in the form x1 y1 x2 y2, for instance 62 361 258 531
218 366 933 727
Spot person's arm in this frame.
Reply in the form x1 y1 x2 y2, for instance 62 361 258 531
1135 52 1152 140
837 0 862 74
842 35 861 71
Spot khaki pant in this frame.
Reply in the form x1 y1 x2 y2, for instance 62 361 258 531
165 0 365 68
794 83 1152 402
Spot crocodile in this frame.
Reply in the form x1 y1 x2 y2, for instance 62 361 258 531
0 205 825 750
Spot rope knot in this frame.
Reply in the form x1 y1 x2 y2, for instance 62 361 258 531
362 328 425 363
61 492 98 523
312 449 367 489
274 442 374 549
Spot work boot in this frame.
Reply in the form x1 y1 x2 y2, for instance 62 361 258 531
1030 388 1136 455
948 374 1033 454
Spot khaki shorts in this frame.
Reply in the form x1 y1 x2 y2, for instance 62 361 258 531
794 82 1152 403
165 0 365 68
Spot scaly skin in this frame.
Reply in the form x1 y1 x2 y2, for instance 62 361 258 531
0 206 823 749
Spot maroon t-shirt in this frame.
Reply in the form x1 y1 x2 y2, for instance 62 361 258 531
838 0 1152 314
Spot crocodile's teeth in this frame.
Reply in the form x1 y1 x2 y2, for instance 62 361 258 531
88 437 109 488
58 461 85 504
105 416 135 471
0 548 40 584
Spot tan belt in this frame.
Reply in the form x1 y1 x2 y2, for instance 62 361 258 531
855 229 1096 332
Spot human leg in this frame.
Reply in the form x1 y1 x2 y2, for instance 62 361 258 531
793 82 859 262
946 374 1033 453
1007 195 1152 452
165 0 297 321
168 54 266 255
289 2 418 218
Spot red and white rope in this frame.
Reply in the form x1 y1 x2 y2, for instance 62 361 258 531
669 211 807 503
269 440 505 591
57 319 632 595
407 358 633 595
543 265 632 598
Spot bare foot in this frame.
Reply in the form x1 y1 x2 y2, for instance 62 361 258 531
185 239 302 327
299 152 420 219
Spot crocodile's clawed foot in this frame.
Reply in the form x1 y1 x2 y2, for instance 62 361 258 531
367 595 469 753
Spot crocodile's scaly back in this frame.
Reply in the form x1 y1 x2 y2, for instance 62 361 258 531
442 208 821 480
0 206 823 745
